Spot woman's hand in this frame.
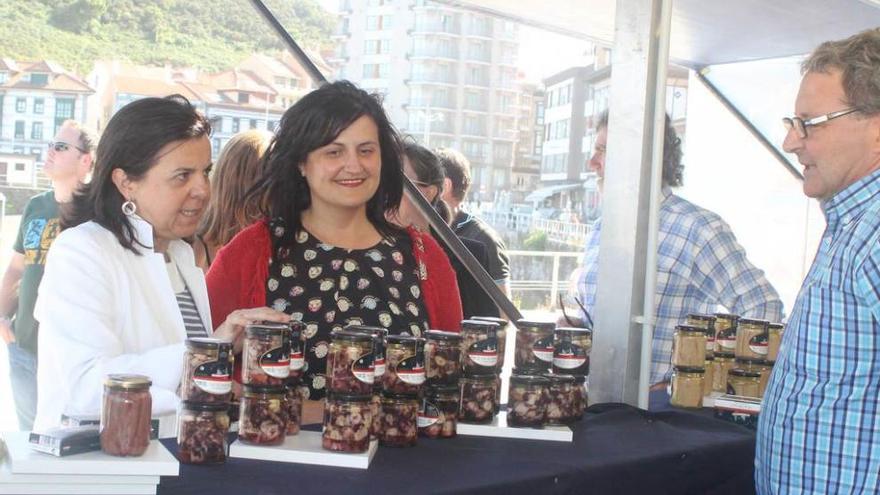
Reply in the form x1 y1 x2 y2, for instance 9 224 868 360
213 307 290 353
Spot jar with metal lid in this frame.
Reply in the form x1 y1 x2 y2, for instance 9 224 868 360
288 321 305 381
379 393 419 447
101 374 152 456
767 323 784 363
471 316 509 372
514 320 555 371
727 368 761 398
686 314 717 358
458 373 497 424
239 384 287 445
572 375 587 420
284 379 303 436
544 373 576 424
735 360 772 398
424 330 462 385
507 373 549 427
672 325 707 368
713 313 739 354
712 352 736 393
670 367 704 408
382 335 426 395
327 329 374 394
418 385 459 438
242 322 291 385
735 318 769 361
182 338 232 403
460 319 500 375
177 401 230 464
703 355 715 396
322 392 372 453
552 327 592 376
346 325 387 381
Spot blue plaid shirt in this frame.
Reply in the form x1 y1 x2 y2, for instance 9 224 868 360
577 187 784 384
756 169 880 494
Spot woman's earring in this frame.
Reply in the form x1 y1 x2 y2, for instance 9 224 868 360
121 200 137 216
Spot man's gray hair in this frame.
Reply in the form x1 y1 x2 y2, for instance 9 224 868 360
803 28 880 116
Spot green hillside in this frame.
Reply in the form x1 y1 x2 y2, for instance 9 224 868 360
0 0 334 73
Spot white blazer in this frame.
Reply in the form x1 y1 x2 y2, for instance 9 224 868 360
33 216 212 433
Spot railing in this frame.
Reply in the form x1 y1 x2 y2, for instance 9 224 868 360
508 249 582 311
0 172 52 190
480 210 590 248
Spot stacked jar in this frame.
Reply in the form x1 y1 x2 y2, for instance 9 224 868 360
551 327 591 422
380 335 425 447
322 329 375 452
459 320 501 424
420 330 462 438
712 314 739 394
176 337 234 463
102 374 153 457
346 325 387 441
471 316 510 412
285 322 306 436
669 325 708 409
239 323 291 447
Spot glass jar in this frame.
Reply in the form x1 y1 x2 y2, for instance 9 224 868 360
767 323 784 363
672 325 708 368
382 335 426 395
100 374 152 456
686 314 716 359
735 318 769 361
181 338 232 403
572 375 587 420
379 393 419 447
735 360 772 398
369 390 382 440
322 392 372 453
326 329 374 394
458 373 497 424
544 373 576 425
460 320 500 375
514 320 555 372
242 323 291 385
670 367 704 408
507 373 549 427
727 368 761 398
552 327 592 376
177 401 230 464
288 321 305 381
284 379 303 436
703 355 715 396
424 330 463 385
346 325 388 382
471 316 510 372
239 384 287 446
418 385 459 439
713 313 739 354
712 352 736 393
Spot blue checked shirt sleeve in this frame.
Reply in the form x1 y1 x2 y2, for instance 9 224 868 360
856 241 880 322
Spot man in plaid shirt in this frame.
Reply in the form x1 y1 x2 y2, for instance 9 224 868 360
756 28 880 494
577 111 783 410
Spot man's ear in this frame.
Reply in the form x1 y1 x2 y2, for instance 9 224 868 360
111 168 134 201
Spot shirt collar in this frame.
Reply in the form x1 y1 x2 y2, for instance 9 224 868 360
822 168 880 226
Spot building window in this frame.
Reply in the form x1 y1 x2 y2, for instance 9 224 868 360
250 119 258 130
232 118 240 133
14 121 25 140
31 122 42 141
363 63 390 79
15 163 26 172
33 98 44 114
54 98 75 132
366 15 392 31
16 98 26 113
558 84 572 105
30 73 49 85
364 39 390 54
238 93 249 104
212 138 221 155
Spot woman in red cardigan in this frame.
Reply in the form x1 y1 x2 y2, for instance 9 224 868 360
207 81 462 422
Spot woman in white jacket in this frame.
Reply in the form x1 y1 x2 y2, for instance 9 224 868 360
32 95 288 434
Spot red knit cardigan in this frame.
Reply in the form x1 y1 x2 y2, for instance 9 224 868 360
206 220 463 333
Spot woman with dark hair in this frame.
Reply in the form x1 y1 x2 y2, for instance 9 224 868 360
33 95 289 434
207 81 463 417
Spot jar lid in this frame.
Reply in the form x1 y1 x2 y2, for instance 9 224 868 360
515 319 555 332
573 375 586 384
510 374 550 385
768 322 784 330
675 324 708 334
686 313 716 322
285 377 303 388
104 374 152 390
729 368 760 378
330 329 374 342
713 313 739 322
385 334 423 344
470 316 509 327
461 319 500 332
246 322 289 337
380 390 419 401
242 384 286 395
715 352 735 358
186 337 232 351
543 373 576 383
326 391 373 402
425 330 463 342
462 372 498 381
738 318 769 328
673 366 705 373
181 401 229 412
555 327 592 337
346 324 385 337
426 384 460 395
704 355 715 361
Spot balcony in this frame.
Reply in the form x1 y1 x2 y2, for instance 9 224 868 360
408 73 458 85
412 22 462 35
407 98 457 110
410 47 460 60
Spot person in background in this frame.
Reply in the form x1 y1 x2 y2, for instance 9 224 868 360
756 28 880 494
192 129 272 270
207 81 463 424
437 148 511 297
32 95 288 433
391 141 499 318
578 110 784 410
0 120 95 431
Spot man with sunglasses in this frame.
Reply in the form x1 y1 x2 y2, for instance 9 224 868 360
756 28 880 494
0 120 94 431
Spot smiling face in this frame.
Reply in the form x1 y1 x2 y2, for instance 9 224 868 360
783 69 880 200
113 136 212 252
300 115 382 216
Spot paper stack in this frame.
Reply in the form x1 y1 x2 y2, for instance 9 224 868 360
0 432 178 495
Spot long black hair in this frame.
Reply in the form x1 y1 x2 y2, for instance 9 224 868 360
63 95 212 253
401 139 451 223
249 80 404 238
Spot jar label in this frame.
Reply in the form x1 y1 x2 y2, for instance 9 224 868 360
374 356 386 378
533 336 555 363
193 360 232 395
705 335 715 352
717 329 737 351
352 352 375 384
553 342 586 369
289 350 305 371
468 338 498 368
260 346 291 378
418 400 440 428
396 354 426 385
748 332 769 356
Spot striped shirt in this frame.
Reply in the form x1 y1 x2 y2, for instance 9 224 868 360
166 261 207 338
756 169 880 494
577 187 784 384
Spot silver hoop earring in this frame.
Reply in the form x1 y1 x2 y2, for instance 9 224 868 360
121 200 137 216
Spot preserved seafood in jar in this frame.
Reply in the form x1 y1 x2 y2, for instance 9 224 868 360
544 374 576 425
458 374 497 424
379 393 419 447
322 392 372 453
288 321 305 381
703 355 715 396
177 402 229 464
382 335 426 395
572 375 587 420
686 314 716 358
514 320 555 371
507 373 549 427
713 314 739 354
767 323 784 363
670 367 704 409
735 318 769 361
346 325 388 381
242 323 291 385
712 353 736 393
460 320 499 375
284 379 303 436
672 325 707 368
424 330 462 385
326 329 374 394
471 316 509 372
552 328 591 376
418 385 459 438
101 374 152 457
181 338 232 403
727 368 761 398
239 384 287 446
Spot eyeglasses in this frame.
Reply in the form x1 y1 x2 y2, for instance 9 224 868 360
47 141 87 153
782 108 860 139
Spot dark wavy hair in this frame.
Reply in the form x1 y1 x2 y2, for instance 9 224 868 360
249 80 404 237
595 109 683 187
401 139 451 223
63 95 212 253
